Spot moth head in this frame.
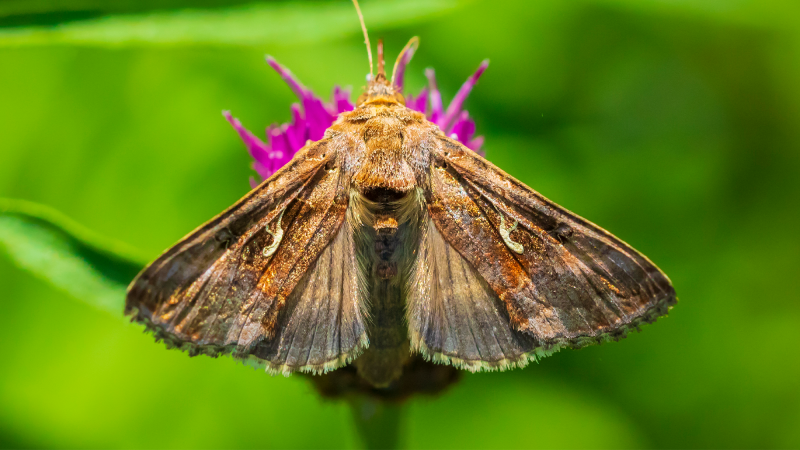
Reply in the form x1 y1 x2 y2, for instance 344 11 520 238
357 39 415 106
352 0 417 107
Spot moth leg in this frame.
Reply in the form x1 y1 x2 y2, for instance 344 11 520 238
262 209 286 258
495 205 524 254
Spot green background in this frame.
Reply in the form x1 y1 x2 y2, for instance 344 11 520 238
1 0 799 448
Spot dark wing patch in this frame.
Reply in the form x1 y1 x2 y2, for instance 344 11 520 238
125 142 365 373
424 136 675 358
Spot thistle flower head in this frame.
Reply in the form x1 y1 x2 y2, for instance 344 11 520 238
225 55 488 186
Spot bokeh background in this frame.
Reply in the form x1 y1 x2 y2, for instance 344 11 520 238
1 0 799 448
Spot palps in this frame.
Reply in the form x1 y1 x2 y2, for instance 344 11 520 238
125 2 676 396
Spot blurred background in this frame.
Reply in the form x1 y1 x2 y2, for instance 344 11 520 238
1 0 799 448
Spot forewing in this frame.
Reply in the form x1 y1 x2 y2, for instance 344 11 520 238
416 136 676 366
126 141 366 372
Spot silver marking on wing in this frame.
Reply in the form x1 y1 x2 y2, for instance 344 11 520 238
495 205 524 254
262 209 286 257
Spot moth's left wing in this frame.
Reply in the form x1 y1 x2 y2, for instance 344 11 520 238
407 216 540 371
126 142 367 374
410 135 676 369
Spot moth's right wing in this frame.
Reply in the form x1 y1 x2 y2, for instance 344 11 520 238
407 135 676 371
126 141 368 374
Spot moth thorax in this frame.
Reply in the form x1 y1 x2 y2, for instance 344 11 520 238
353 116 416 194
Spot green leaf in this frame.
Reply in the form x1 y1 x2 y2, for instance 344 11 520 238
0 0 466 47
0 0 260 28
0 198 146 315
592 0 800 31
0 0 257 18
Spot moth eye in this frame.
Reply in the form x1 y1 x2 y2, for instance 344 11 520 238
435 160 447 169
324 161 336 171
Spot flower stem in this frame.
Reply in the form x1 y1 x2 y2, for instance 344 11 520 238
349 397 404 449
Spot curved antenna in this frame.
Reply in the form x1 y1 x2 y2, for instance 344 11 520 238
351 0 373 78
391 36 420 88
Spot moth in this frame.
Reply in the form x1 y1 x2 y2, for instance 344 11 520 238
125 4 676 390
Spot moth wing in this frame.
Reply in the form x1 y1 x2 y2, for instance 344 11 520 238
409 136 676 369
246 218 367 374
407 216 539 371
126 141 367 374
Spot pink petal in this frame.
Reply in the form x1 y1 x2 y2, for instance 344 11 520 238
442 59 489 133
266 55 306 99
449 111 476 144
406 87 428 114
224 111 271 165
303 96 336 141
252 161 272 180
468 136 485 155
284 103 307 151
393 42 418 92
333 86 355 113
266 126 292 173
425 68 444 126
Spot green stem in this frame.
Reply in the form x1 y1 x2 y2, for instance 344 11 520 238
350 398 404 450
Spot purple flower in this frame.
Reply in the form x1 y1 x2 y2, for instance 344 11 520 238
225 56 489 186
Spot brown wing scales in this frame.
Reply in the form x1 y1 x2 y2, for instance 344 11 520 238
407 217 542 371
125 142 366 372
243 221 367 374
416 136 676 364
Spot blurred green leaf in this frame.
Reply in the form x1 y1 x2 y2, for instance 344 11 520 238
0 198 146 315
593 0 800 31
0 0 261 28
0 0 465 47
0 0 256 17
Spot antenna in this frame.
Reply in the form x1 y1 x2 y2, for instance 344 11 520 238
351 0 373 78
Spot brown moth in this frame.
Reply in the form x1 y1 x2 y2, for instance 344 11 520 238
125 4 676 390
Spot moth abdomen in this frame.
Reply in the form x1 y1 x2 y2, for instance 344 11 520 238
374 212 398 234
374 214 400 280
